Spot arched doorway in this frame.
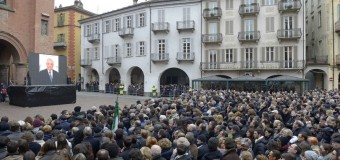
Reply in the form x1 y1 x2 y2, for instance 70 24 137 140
305 69 327 90
130 67 144 85
128 67 144 96
160 68 189 97
88 69 99 82
0 32 27 85
108 68 121 84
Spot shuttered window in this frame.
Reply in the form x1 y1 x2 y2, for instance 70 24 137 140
266 17 275 32
225 20 233 35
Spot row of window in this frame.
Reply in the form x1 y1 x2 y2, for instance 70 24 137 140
208 46 296 64
224 0 285 10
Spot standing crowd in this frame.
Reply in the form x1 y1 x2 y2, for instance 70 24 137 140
0 89 339 160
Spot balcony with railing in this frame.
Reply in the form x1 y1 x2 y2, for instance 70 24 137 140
87 34 100 44
151 53 169 62
278 0 301 13
118 28 134 38
106 56 122 66
202 33 223 45
306 55 329 65
238 31 261 43
53 41 67 50
152 22 169 34
239 3 260 16
277 28 302 41
335 20 340 34
80 59 92 67
176 21 195 33
201 60 304 70
176 52 195 62
203 7 222 20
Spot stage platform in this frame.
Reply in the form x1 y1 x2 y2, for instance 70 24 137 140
8 85 76 107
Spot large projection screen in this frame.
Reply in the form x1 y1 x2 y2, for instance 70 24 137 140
29 53 67 85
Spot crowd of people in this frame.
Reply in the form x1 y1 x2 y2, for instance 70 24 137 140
0 89 340 160
160 84 190 97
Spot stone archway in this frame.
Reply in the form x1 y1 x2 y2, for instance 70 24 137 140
130 67 144 85
108 68 121 84
160 68 189 85
0 32 27 85
88 69 99 82
305 69 327 90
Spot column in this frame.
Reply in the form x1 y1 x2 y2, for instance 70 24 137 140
15 63 28 85
0 65 9 85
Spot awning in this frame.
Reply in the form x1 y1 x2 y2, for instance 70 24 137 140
266 75 309 82
192 76 230 82
229 75 265 81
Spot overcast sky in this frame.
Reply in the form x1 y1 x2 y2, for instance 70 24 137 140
54 0 134 14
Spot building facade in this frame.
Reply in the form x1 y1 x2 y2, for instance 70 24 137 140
80 0 306 94
54 0 95 82
0 0 54 85
80 0 202 94
200 0 305 91
305 0 340 90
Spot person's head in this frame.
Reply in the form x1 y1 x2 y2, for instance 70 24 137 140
7 141 18 153
288 143 301 155
140 147 152 160
331 149 340 160
331 134 340 150
72 153 86 160
96 149 109 160
298 132 308 142
21 131 35 143
23 151 36 160
83 127 92 137
40 139 57 155
150 145 162 158
224 137 236 150
240 151 253 160
280 152 296 160
0 136 10 148
320 143 332 156
268 150 281 160
146 136 157 148
18 139 29 154
57 133 69 150
103 143 120 158
128 148 143 160
302 150 318 160
123 136 133 148
176 144 187 155
46 58 54 71
253 129 263 139
207 137 219 151
158 138 172 150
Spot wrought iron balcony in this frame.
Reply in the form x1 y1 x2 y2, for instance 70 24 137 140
152 22 169 34
306 55 329 65
203 7 222 20
201 60 304 70
277 28 302 41
202 33 223 45
80 59 92 67
239 3 260 16
118 28 134 38
176 52 195 62
238 31 261 43
176 21 195 33
151 53 169 62
278 0 301 13
335 20 340 35
53 41 67 50
87 34 100 44
106 57 122 66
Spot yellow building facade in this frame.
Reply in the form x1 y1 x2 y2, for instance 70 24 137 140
53 0 95 82
305 0 340 90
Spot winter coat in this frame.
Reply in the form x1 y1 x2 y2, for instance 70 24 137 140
221 148 241 160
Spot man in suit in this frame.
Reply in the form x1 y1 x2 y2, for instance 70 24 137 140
38 58 62 85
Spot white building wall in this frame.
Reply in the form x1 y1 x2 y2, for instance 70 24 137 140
81 0 202 93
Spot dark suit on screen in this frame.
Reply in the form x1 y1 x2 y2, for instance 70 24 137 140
38 69 63 85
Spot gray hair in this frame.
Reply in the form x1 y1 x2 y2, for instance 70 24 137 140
150 145 162 157
83 127 92 136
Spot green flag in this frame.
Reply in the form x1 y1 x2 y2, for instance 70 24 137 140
112 95 119 131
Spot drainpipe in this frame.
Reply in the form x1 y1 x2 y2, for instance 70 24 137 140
302 0 305 79
332 0 335 90
200 0 203 78
149 3 152 74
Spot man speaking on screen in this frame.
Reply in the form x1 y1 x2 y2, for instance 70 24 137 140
38 58 62 85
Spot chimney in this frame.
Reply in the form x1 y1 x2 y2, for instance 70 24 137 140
133 0 138 5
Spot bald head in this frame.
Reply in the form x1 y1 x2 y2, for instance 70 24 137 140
151 145 162 158
97 149 110 160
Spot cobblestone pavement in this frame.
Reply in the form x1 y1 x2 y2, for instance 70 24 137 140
0 92 149 121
